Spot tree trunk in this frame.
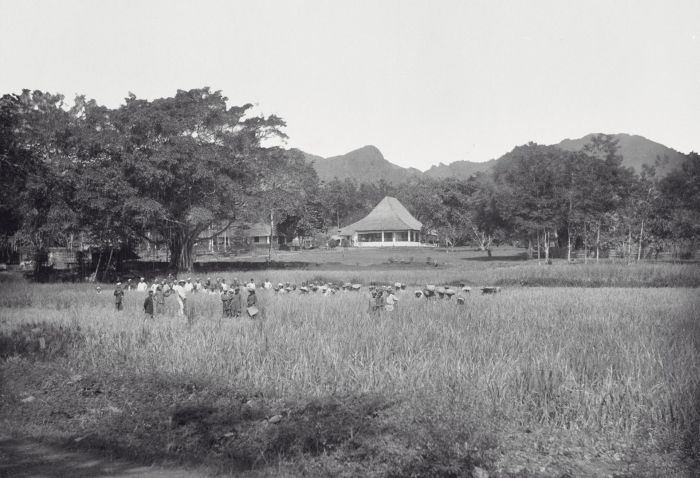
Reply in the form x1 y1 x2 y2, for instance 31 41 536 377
637 219 644 262
536 230 541 263
567 224 571 262
527 237 533 259
268 209 273 264
627 226 632 265
596 221 600 263
544 229 551 264
583 221 588 264
170 230 195 272
103 248 114 282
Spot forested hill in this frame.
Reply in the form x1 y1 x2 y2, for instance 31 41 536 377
310 145 422 184
556 133 687 175
306 134 687 184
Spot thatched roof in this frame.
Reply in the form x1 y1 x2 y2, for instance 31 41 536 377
339 197 422 235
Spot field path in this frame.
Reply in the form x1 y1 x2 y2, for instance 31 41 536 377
0 434 213 478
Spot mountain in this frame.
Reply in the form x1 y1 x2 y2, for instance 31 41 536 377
302 134 687 184
310 145 422 184
424 159 498 179
557 133 686 175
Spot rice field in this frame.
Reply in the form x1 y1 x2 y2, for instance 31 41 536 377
1 263 699 476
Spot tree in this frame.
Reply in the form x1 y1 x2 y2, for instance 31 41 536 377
250 147 320 260
493 143 568 262
95 88 288 271
0 91 82 252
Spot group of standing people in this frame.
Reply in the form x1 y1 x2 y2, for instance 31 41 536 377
110 276 261 320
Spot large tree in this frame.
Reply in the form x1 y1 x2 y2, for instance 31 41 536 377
93 88 289 271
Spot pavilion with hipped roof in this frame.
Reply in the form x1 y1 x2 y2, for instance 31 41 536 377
338 197 423 247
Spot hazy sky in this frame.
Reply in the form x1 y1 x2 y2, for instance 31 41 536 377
1 0 698 170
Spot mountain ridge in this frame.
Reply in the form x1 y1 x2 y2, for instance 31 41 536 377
305 134 688 184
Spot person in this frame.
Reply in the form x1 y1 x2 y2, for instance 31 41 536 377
246 286 257 307
370 289 384 314
263 278 272 289
221 289 233 318
385 287 399 312
194 278 202 293
136 277 148 292
184 278 194 292
172 279 188 316
126 278 133 291
248 278 256 290
144 290 155 319
154 285 168 315
246 286 260 318
221 278 229 292
231 287 242 318
114 282 124 311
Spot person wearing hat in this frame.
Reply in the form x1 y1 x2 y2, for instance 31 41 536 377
414 290 423 299
144 290 155 319
424 285 436 300
436 287 446 299
136 277 148 292
263 278 272 289
126 278 133 291
368 289 382 315
95 286 102 294
456 296 465 305
172 279 188 316
444 288 456 300
246 285 259 318
114 282 124 311
221 288 233 318
184 278 194 292
385 287 399 312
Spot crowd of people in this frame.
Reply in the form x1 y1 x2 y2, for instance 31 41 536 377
105 275 487 319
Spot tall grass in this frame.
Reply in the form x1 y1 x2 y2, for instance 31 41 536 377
2 283 698 445
175 261 700 288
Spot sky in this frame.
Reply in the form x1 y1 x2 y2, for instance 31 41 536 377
1 0 698 171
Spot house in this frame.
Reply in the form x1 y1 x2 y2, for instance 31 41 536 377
245 223 286 248
338 197 423 247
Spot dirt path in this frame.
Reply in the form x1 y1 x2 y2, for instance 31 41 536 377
0 435 213 478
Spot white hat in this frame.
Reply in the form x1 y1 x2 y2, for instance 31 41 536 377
116 282 121 286
426 285 436 292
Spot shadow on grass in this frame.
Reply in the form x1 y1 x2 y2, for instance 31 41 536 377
0 435 201 478
2 362 488 476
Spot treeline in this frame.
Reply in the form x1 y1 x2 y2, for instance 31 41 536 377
1 88 698 271
319 139 699 260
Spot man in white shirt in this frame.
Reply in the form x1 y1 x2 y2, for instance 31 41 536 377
263 278 272 289
172 279 188 316
136 277 148 292
184 278 194 292
385 288 399 312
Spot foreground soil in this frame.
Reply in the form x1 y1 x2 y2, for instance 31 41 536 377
0 434 215 478
1 356 695 478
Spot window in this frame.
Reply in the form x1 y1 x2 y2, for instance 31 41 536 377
395 231 409 241
358 232 382 242
384 232 394 242
253 236 260 243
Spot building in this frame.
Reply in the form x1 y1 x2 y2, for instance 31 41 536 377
245 223 286 248
338 197 423 247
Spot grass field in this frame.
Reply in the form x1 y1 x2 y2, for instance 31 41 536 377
1 256 699 477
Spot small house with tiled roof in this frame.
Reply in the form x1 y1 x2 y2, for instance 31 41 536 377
338 197 423 247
